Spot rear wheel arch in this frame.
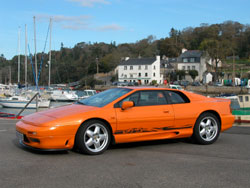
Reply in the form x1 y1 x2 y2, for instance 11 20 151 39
192 110 221 144
197 110 221 128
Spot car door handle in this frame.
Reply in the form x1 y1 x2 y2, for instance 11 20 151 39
163 110 169 113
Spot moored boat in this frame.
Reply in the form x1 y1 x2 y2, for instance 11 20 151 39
0 96 38 109
48 90 78 101
217 93 250 123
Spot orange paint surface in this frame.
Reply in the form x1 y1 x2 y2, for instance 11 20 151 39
16 87 234 150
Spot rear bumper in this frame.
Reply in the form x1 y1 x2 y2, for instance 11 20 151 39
16 121 75 150
221 114 235 132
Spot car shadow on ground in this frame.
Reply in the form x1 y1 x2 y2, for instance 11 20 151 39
12 137 195 155
109 138 194 150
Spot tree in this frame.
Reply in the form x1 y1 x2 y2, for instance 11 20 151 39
176 70 186 80
199 39 226 81
189 70 198 81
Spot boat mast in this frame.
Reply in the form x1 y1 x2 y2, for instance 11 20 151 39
48 18 52 88
25 24 28 88
33 16 38 90
18 27 21 84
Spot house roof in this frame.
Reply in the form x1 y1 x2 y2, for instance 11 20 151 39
119 57 156 66
179 50 203 58
160 60 174 69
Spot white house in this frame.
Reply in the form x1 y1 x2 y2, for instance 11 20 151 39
118 56 163 85
176 50 209 81
203 72 213 84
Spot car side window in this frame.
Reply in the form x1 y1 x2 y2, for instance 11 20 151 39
165 91 189 104
137 91 167 106
117 92 140 107
116 90 168 108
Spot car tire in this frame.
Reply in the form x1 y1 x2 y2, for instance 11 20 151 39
192 113 220 145
75 120 111 155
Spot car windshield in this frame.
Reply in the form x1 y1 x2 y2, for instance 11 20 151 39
78 88 132 107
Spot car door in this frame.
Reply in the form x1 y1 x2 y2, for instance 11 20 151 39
114 90 175 135
164 90 196 129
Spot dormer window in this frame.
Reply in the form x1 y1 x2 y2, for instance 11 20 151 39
183 58 188 63
190 58 195 62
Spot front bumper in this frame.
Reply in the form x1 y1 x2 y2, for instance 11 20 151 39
18 139 68 152
16 120 76 150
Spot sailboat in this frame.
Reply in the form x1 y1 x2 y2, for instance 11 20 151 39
1 20 51 109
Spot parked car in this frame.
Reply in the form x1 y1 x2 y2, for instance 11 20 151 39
173 81 180 85
128 82 139 86
169 84 183 90
16 87 234 155
180 80 189 86
213 82 223 87
192 81 202 86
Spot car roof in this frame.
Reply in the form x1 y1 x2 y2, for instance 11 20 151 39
119 87 177 91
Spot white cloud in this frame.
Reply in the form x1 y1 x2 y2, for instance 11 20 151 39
36 14 91 30
96 24 123 31
67 0 110 7
36 14 123 32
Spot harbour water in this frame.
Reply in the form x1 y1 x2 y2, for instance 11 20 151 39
0 101 73 116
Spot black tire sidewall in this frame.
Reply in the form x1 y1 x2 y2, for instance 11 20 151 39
193 113 221 145
75 120 111 155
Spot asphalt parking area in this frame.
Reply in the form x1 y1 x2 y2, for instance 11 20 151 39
0 120 250 188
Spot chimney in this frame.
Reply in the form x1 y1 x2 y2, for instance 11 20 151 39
182 48 187 53
156 55 160 61
125 57 130 61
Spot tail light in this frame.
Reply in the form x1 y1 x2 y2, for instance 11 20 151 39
230 102 233 114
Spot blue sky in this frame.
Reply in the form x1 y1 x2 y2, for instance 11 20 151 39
1 0 250 59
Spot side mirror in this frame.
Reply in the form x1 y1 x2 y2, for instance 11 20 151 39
121 101 134 110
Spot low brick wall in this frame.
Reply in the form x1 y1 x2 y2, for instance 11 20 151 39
186 86 248 95
95 85 249 95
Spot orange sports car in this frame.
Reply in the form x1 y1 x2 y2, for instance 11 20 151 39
16 87 234 155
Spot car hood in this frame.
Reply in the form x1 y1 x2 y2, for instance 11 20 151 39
22 104 99 126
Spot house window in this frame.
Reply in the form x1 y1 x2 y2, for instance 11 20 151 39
138 65 141 70
145 65 148 70
190 58 195 62
138 73 141 77
154 65 156 70
130 66 133 70
239 96 243 102
187 66 190 70
182 66 185 70
183 58 188 63
153 72 156 77
192 66 195 70
246 96 249 102
130 74 133 78
124 74 127 78
145 73 148 77
124 66 127 70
